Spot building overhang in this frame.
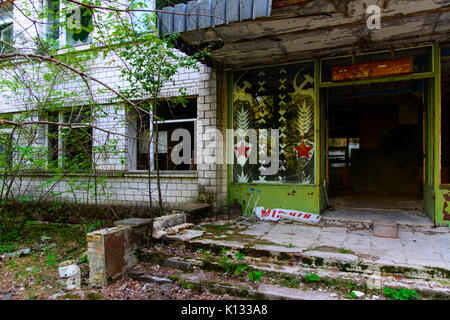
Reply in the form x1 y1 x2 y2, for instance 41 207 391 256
157 0 450 69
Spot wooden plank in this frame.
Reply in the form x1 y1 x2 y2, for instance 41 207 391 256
331 57 413 81
211 10 450 67
272 0 310 9
215 0 449 43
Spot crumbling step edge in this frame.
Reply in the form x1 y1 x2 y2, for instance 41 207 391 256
127 271 335 300
153 237 449 284
139 243 450 296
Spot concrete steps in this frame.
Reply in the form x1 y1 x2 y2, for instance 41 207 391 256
154 231 449 291
133 242 450 299
128 270 337 300
127 262 338 300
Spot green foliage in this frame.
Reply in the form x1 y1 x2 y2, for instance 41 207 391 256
345 291 357 299
235 252 244 261
281 274 298 288
383 287 419 300
303 272 321 283
0 242 17 253
218 249 248 275
248 271 262 283
0 0 207 221
77 254 88 264
45 253 57 267
169 274 180 281
86 220 102 232
181 278 194 290
215 248 263 282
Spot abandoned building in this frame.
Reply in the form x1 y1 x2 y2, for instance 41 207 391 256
156 0 450 227
0 0 449 228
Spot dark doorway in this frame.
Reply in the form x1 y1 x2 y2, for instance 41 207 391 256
326 80 424 213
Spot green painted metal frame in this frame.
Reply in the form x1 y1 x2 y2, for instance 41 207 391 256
433 41 450 226
226 43 445 222
226 59 323 214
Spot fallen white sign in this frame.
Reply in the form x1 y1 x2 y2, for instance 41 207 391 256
255 207 321 225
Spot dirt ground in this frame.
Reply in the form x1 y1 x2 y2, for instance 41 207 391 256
0 220 238 300
0 220 439 301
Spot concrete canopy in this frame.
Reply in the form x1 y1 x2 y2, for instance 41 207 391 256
158 0 450 68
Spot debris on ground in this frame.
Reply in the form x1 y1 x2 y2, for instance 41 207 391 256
58 260 81 290
37 243 58 252
352 290 365 298
41 236 53 242
1 248 31 258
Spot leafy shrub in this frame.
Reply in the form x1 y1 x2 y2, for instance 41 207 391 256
384 287 418 300
248 271 262 283
304 272 321 283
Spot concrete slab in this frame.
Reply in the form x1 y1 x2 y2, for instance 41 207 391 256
373 221 399 239
165 230 205 241
114 218 152 227
322 208 433 227
257 284 334 300
175 220 449 279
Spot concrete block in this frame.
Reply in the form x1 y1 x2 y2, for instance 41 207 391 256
87 224 150 287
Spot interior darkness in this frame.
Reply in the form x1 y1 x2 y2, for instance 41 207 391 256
156 98 197 120
441 56 450 184
328 80 424 208
137 98 197 171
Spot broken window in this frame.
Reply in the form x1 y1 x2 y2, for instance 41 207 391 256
45 0 60 41
0 3 13 53
44 108 93 171
47 111 59 168
232 62 316 184
129 98 197 171
441 45 450 184
65 5 92 46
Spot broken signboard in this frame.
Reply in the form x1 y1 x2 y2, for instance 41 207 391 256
332 57 413 82
255 207 321 225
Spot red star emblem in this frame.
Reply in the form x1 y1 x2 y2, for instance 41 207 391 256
294 141 313 159
234 141 250 158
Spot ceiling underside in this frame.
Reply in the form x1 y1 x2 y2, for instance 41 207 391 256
167 0 450 68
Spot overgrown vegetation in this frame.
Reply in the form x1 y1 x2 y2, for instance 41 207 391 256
200 248 264 284
0 0 207 239
383 287 419 300
0 221 89 299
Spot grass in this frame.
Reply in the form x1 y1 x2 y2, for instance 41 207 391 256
0 220 90 300
384 287 419 300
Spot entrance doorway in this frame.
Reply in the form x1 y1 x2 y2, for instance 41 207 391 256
325 80 430 221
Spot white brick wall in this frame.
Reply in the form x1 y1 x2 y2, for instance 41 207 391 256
0 1 226 209
195 65 228 207
9 172 199 207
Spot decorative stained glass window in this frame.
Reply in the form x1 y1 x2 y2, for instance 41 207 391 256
232 62 316 185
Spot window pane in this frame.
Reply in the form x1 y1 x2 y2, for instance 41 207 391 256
46 0 60 41
62 109 92 170
136 111 151 170
232 62 316 184
156 98 197 120
66 6 92 46
135 99 197 171
0 23 13 53
47 112 59 167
